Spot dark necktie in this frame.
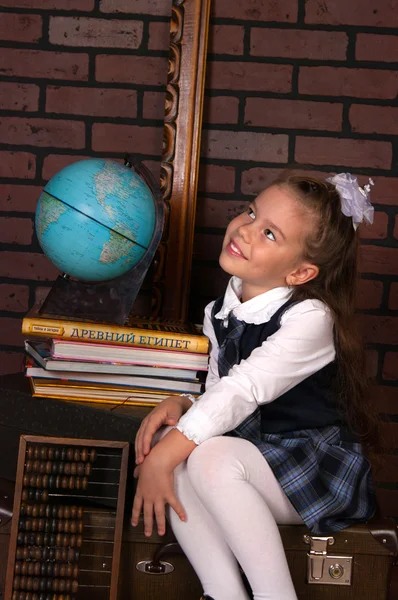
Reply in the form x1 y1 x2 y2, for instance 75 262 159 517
217 312 247 378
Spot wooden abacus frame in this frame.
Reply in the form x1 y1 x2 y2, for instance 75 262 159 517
5 436 129 600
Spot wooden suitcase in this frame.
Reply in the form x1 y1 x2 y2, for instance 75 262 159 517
1 479 397 600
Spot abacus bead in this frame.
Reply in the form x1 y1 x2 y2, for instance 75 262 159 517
67 448 74 461
71 581 78 593
80 448 88 462
42 475 48 488
84 463 91 476
47 447 54 460
40 447 47 460
76 535 82 547
53 564 59 578
15 562 22 575
45 461 52 474
73 449 80 462
89 448 97 462
53 579 59 593
59 565 66 578
33 461 40 472
64 506 71 519
77 506 83 518
70 463 77 475
13 575 21 589
82 477 88 490
76 463 84 476
33 447 40 460
54 448 61 461
69 476 75 489
55 533 62 546
63 463 70 475
41 490 49 502
26 461 33 473
58 463 64 475
27 447 34 459
61 477 68 489
22 490 28 502
58 580 66 593
39 462 46 474
32 506 39 518
55 476 60 489
35 475 42 488
70 506 76 519
75 479 81 490
72 565 78 579
31 519 38 532
69 534 76 547
57 506 64 519
32 578 40 592
51 462 57 474
23 475 29 487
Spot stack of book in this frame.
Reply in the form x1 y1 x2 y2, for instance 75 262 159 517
22 307 209 408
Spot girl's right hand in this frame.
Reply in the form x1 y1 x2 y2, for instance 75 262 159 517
134 395 192 465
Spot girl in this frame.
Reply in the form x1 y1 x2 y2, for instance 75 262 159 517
131 172 377 600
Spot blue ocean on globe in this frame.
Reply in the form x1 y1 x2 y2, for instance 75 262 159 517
35 159 156 282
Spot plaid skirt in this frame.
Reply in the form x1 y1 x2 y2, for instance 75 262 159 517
228 409 376 535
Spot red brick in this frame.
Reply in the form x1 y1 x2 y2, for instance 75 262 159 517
0 251 59 280
295 137 391 170
251 28 347 60
374 455 398 483
46 86 137 118
0 82 39 112
35 285 52 306
390 283 398 310
370 386 398 414
358 315 398 345
365 176 398 207
0 317 24 347
203 96 239 125
356 34 398 63
142 91 166 120
356 279 383 310
0 48 88 81
376 489 398 517
0 185 41 212
198 164 236 194
305 0 398 27
212 0 298 22
241 167 289 195
0 351 24 376
383 352 397 381
380 422 398 450
195 198 248 229
350 105 398 136
360 246 398 276
365 348 379 378
92 124 163 155
0 284 30 312
0 151 36 179
0 117 85 149
299 67 398 100
0 13 42 43
245 98 342 131
100 0 171 16
207 61 292 93
359 211 388 240
147 21 170 52
0 0 94 8
0 217 34 245
209 25 245 55
42 154 93 180
49 17 143 49
202 130 288 162
194 233 223 262
96 55 167 86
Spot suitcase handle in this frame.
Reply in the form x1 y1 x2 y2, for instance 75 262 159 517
136 541 184 575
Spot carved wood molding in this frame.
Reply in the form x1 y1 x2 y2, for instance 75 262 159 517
152 0 211 321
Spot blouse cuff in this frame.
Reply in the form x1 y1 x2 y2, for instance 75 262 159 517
179 393 197 404
175 407 215 445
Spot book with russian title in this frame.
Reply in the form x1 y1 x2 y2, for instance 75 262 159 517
22 305 209 354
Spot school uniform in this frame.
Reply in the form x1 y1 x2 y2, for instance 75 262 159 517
176 276 376 535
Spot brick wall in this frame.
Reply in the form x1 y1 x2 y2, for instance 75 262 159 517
0 0 397 515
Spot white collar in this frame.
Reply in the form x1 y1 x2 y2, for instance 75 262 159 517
214 276 292 325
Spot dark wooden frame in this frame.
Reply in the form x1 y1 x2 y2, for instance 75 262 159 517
152 0 211 322
5 435 129 600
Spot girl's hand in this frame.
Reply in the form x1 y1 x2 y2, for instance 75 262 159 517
135 395 192 465
131 453 186 537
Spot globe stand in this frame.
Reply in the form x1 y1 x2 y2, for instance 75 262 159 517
39 156 164 325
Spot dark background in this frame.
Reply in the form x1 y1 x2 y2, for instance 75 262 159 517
0 0 397 516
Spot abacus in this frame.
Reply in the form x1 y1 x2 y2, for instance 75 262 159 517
5 436 129 600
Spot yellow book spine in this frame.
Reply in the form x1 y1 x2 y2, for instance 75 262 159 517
22 315 209 354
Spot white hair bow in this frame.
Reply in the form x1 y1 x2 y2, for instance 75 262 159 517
326 173 375 230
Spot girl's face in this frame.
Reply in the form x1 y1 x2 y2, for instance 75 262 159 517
219 184 318 301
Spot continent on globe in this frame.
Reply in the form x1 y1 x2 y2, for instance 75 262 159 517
35 159 156 282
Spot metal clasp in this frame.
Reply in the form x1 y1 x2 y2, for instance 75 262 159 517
303 535 353 586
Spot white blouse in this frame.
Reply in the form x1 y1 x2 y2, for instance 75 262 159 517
176 276 336 445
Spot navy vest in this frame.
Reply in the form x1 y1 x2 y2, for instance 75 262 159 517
211 296 346 436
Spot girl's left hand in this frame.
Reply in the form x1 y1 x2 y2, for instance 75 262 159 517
131 455 186 537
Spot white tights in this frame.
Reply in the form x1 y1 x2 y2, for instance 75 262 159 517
166 435 303 600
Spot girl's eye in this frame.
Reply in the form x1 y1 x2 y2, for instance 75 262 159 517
264 229 276 241
247 207 255 220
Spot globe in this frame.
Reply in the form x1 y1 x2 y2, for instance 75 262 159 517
35 158 156 282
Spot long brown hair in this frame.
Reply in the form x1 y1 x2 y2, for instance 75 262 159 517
273 172 379 448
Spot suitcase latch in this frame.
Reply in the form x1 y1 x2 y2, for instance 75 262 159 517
303 535 353 586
